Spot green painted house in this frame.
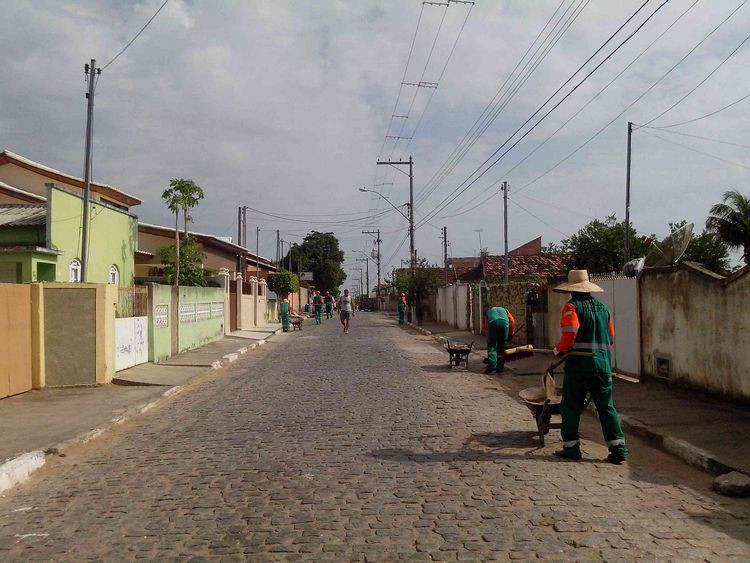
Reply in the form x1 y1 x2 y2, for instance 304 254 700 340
0 150 141 284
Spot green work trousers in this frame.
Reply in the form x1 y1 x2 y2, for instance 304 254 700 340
560 369 627 457
325 303 332 318
397 303 405 324
281 303 290 332
486 320 509 370
315 305 322 324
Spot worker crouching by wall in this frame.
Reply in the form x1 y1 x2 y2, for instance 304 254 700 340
552 269 628 464
485 306 516 374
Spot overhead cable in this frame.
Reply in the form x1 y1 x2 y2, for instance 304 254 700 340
102 0 170 70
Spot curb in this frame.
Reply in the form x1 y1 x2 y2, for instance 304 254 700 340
0 336 275 495
402 321 745 479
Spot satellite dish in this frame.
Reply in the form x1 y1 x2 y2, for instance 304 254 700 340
624 223 693 277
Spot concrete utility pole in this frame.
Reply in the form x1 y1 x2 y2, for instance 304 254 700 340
242 207 247 246
377 157 415 317
441 226 449 283
237 207 243 246
362 229 381 305
256 227 260 279
624 121 633 264
501 181 509 285
356 257 369 295
276 230 280 265
81 59 100 282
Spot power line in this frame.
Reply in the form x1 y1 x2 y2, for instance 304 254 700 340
509 198 571 238
102 0 170 70
637 125 750 150
244 206 397 225
638 128 750 171
640 30 750 127
653 90 750 128
418 0 669 227
513 0 747 195
415 0 588 207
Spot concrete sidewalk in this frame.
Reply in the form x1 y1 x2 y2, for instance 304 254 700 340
0 327 282 493
403 318 750 480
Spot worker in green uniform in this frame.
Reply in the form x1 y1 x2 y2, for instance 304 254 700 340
313 290 323 325
397 293 406 325
280 297 290 332
324 291 333 319
485 306 516 374
552 269 628 464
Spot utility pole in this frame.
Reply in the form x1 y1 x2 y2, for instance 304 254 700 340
624 121 633 264
362 229 381 306
441 226 449 284
81 59 100 282
377 157 414 317
276 230 280 265
242 207 247 246
237 207 243 246
502 181 509 285
356 258 369 295
256 227 260 278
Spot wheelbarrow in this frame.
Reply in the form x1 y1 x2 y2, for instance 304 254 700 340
516 350 594 445
444 340 473 369
290 314 305 331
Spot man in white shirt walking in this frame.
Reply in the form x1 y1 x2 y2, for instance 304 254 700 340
338 288 355 334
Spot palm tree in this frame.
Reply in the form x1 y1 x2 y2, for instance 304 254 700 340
161 179 204 285
706 190 750 265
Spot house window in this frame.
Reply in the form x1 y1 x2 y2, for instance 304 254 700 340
69 259 81 282
109 265 120 285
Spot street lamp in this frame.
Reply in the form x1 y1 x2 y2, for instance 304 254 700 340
359 187 410 221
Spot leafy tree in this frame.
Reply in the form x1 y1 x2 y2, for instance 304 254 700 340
266 270 300 298
161 178 205 286
561 214 650 273
158 236 206 286
282 231 346 294
706 190 750 265
394 258 440 324
670 221 730 274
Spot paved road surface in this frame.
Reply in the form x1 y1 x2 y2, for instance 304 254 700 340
1 313 748 560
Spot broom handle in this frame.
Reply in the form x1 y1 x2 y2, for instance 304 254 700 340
533 348 595 358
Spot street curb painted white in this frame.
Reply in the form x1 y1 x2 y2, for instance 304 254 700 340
1 337 274 496
0 451 46 494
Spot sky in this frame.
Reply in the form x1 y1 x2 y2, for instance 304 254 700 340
2 0 749 287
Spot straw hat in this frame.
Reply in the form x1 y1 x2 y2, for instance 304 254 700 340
553 269 604 293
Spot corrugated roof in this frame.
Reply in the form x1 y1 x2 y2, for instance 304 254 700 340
0 204 47 226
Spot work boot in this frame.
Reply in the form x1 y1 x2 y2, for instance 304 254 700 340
553 448 582 461
484 366 495 375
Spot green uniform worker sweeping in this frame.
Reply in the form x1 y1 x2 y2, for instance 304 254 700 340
280 298 290 332
485 306 516 374
313 290 322 324
324 291 333 319
552 269 628 464
397 293 406 325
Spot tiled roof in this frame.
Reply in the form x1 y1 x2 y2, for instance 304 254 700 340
482 253 569 279
0 204 47 226
449 257 482 282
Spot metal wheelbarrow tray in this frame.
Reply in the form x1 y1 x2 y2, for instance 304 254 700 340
444 340 473 369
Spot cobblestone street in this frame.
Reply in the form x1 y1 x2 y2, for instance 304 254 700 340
1 313 749 561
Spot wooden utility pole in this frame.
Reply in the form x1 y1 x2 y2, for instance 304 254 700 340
502 181 509 285
81 59 100 282
624 121 633 263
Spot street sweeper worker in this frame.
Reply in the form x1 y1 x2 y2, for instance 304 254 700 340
485 306 516 374
313 290 323 325
324 291 334 319
280 297 291 332
397 293 407 325
552 269 628 464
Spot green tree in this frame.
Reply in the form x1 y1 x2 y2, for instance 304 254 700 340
161 178 205 286
394 258 440 324
706 190 750 265
266 270 300 298
561 214 650 273
283 231 346 294
670 221 730 274
158 236 206 286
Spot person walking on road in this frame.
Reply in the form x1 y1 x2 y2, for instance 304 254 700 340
397 293 407 325
552 269 628 464
485 306 516 374
324 291 334 319
338 288 354 334
313 290 323 325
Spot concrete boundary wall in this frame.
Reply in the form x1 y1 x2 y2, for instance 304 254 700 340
640 264 750 401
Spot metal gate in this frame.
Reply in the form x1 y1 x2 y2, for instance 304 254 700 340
115 286 149 371
0 284 32 398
